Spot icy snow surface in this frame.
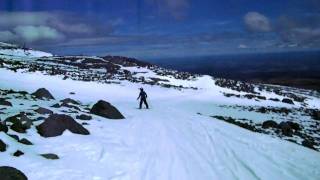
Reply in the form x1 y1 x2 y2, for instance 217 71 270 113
0 68 320 180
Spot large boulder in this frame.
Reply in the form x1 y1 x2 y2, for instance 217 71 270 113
36 114 90 137
32 88 55 100
0 166 28 180
0 139 7 152
282 98 294 105
262 120 278 129
90 100 125 119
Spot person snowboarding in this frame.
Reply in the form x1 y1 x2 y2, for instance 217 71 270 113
137 88 149 109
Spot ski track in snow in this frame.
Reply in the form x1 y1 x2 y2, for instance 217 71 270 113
0 69 320 180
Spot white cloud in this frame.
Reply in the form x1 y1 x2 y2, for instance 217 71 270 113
13 25 64 42
244 12 272 32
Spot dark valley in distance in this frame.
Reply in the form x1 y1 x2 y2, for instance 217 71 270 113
148 51 320 91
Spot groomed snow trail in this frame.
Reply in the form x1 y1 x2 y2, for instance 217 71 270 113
0 69 320 180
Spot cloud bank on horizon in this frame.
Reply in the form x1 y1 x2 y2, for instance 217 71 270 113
0 0 319 59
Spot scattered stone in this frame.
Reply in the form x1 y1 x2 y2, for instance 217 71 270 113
287 121 301 131
76 114 92 120
82 122 89 125
69 92 76 95
262 120 278 129
269 98 280 102
13 150 24 157
282 98 294 105
0 166 28 180
34 107 53 115
302 139 316 150
51 103 61 108
7 134 19 141
0 99 12 107
0 140 7 152
19 138 33 145
60 98 80 105
90 100 125 119
36 114 90 137
41 153 59 160
32 88 55 100
0 122 8 133
278 122 293 136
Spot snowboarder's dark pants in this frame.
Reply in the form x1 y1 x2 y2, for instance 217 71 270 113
140 98 149 109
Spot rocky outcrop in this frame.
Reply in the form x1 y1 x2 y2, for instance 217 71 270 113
90 100 124 119
36 114 90 137
0 122 8 133
32 88 55 100
0 166 28 180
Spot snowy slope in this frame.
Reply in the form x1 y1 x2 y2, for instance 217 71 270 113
0 44 320 180
0 42 52 58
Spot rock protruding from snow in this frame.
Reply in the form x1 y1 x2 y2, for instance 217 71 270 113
41 153 59 160
0 166 28 180
36 114 90 137
90 100 125 119
0 98 12 106
34 107 53 115
0 122 8 133
32 88 55 100
0 139 7 152
76 114 92 120
262 120 278 129
282 98 294 105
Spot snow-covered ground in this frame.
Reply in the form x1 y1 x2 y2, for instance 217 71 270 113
0 68 320 180
0 44 320 180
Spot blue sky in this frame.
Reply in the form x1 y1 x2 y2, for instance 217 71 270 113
0 0 319 59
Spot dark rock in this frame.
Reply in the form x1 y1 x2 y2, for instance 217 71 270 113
8 134 19 141
269 98 280 102
61 102 81 111
302 140 316 150
282 98 294 105
287 121 301 131
32 88 55 100
278 122 293 136
76 114 92 120
69 92 76 95
311 110 320 120
10 122 26 133
90 100 125 119
0 166 28 180
262 120 278 129
0 122 8 133
34 107 53 115
13 150 24 157
36 114 90 137
51 103 61 108
0 99 12 107
0 139 7 152
60 98 80 105
19 138 33 145
82 122 89 125
41 153 59 160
